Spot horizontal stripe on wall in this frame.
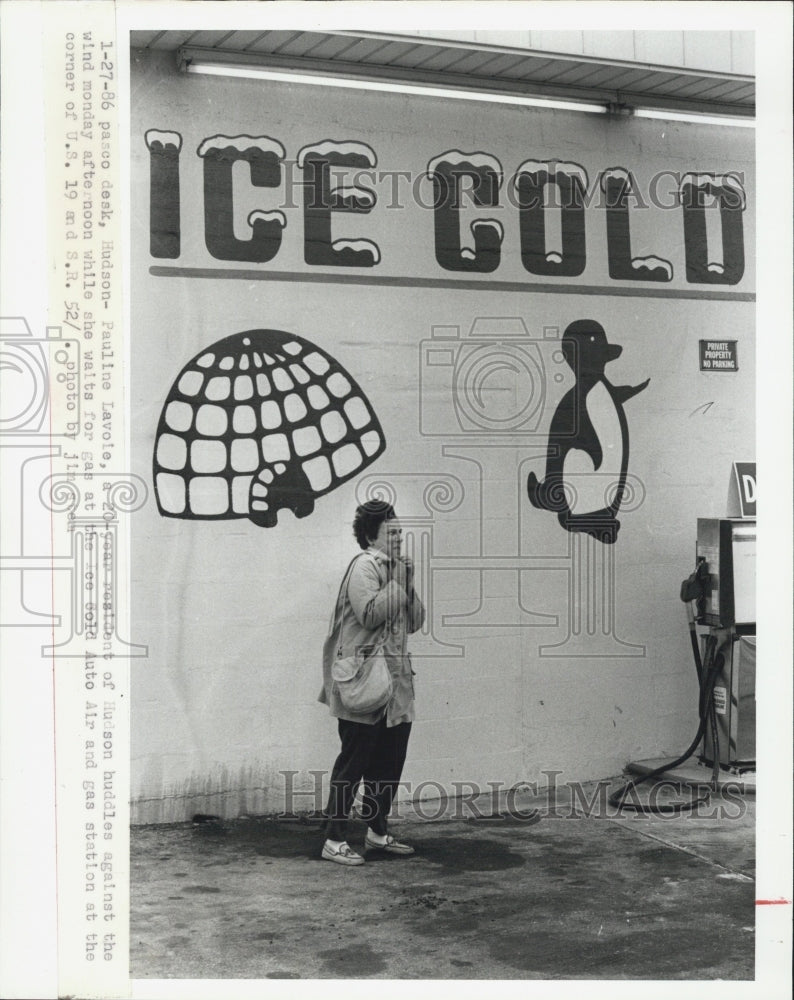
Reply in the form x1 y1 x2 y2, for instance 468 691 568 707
150 265 755 302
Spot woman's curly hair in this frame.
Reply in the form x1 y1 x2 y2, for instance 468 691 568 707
352 500 396 550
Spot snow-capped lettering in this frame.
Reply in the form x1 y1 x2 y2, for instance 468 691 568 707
679 173 746 286
328 186 377 211
514 160 589 277
198 135 286 263
298 140 380 268
145 129 183 259
143 127 749 290
600 168 673 283
428 150 504 273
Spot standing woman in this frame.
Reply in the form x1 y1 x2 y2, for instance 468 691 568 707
319 500 425 866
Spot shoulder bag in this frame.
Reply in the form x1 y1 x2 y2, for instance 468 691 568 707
329 555 393 715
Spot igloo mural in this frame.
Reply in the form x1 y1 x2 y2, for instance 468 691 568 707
153 330 386 527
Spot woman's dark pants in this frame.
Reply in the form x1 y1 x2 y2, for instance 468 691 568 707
323 717 411 842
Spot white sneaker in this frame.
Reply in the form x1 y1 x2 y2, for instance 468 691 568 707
321 840 365 866
364 832 415 855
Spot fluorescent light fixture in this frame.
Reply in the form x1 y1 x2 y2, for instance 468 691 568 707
181 56 755 128
634 108 755 128
182 61 609 115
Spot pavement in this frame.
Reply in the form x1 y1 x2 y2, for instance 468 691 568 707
130 772 756 981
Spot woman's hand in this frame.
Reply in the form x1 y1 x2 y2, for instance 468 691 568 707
391 556 414 592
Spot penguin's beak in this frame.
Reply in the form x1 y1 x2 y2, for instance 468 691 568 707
606 344 622 360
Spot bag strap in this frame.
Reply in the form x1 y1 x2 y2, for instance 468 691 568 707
332 552 388 653
330 553 364 637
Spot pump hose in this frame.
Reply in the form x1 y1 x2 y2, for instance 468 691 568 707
688 617 704 687
608 633 726 814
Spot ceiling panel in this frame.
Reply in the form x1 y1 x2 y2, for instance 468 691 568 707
147 30 198 50
333 36 406 64
183 30 236 49
387 43 444 69
404 47 484 73
253 31 326 56
497 58 580 82
139 29 754 116
215 31 270 51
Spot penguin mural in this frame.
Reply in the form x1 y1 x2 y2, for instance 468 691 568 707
527 319 649 544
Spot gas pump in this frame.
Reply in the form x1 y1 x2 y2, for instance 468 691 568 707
609 517 756 812
694 518 756 772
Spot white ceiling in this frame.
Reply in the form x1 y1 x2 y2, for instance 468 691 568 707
131 29 755 117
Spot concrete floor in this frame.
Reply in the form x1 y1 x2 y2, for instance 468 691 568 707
130 779 755 981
